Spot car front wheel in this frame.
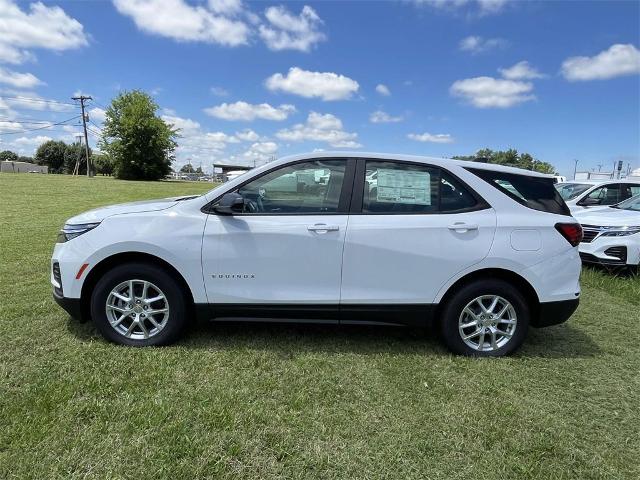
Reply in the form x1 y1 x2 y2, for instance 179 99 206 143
440 279 529 357
90 262 187 346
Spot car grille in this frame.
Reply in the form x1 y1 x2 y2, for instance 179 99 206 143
52 262 63 297
604 246 627 263
580 225 600 243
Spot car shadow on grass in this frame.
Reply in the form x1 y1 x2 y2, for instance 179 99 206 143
66 317 601 359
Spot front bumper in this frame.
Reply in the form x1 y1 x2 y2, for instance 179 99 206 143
579 235 640 266
534 298 579 328
53 291 84 321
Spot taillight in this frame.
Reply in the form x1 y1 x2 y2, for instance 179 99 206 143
555 222 583 247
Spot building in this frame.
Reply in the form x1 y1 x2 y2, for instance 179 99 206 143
1 161 48 174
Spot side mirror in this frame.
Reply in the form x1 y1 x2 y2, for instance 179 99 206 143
577 197 602 207
214 192 245 215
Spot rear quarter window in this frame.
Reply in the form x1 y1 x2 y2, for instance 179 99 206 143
467 168 570 216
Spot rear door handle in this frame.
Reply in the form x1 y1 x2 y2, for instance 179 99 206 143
448 223 479 232
307 224 340 233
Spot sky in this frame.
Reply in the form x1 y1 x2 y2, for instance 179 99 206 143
0 0 639 177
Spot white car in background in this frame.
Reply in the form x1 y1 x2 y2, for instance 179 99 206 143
574 194 640 271
555 180 640 213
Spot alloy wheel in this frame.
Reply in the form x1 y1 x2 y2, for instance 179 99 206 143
458 295 517 352
105 279 170 340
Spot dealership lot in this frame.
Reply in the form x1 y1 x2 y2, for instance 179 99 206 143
1 173 639 479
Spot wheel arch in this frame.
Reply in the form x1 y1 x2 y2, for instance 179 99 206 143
79 251 197 322
436 268 540 323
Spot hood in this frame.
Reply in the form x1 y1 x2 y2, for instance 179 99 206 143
65 195 197 224
573 207 640 227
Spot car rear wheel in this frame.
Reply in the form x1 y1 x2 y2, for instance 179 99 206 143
440 279 529 357
90 262 187 346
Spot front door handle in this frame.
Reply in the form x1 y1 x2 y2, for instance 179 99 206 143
307 224 340 233
448 222 479 232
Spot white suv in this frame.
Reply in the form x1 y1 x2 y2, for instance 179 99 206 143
574 194 640 270
555 180 640 213
52 153 582 356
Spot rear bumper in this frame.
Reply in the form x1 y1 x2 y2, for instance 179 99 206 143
533 298 579 328
53 291 84 321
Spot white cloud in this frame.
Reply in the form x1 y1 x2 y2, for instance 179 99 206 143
459 35 506 54
0 43 34 65
499 61 546 80
276 111 361 148
204 101 295 121
369 110 403 123
450 76 535 108
13 135 52 146
88 107 106 124
259 5 325 52
208 0 243 15
161 112 251 167
375 84 391 96
407 132 454 143
235 129 260 141
113 0 250 47
0 68 42 88
476 0 508 15
0 0 87 65
210 86 229 97
265 67 359 101
561 44 640 81
414 0 508 16
246 142 278 157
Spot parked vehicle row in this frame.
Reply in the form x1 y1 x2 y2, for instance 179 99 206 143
52 153 582 356
555 179 640 271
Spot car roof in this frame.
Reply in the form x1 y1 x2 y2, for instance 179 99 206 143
276 151 554 178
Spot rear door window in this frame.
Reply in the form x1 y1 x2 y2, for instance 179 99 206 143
467 168 570 215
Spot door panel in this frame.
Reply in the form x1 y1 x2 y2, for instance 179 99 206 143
203 215 348 304
340 159 496 306
201 158 352 310
340 209 496 304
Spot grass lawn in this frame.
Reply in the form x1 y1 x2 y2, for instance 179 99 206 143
1 173 639 479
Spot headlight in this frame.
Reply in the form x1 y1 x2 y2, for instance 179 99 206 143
600 226 640 237
57 222 101 243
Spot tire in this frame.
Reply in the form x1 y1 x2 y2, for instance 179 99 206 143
440 279 529 357
90 262 188 346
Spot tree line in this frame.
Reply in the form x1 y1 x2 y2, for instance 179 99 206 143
452 148 556 174
1 142 113 175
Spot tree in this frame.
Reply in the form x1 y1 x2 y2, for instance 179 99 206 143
0 150 18 162
452 148 556 174
34 140 67 173
63 142 92 175
94 153 114 176
18 156 33 163
180 163 195 173
99 90 177 180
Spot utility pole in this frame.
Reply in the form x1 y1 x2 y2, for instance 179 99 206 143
73 134 83 175
72 95 92 177
573 159 579 180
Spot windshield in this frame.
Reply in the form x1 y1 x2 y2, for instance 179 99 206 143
554 182 592 200
613 193 640 211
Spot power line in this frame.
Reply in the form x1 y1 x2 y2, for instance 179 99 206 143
88 98 109 110
0 95 75 107
0 115 81 136
0 118 72 125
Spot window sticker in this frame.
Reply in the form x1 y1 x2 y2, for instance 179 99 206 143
376 168 431 205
